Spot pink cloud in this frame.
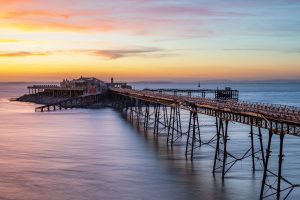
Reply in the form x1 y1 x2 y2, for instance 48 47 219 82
0 0 31 5
146 6 248 16
0 0 247 37
1 10 73 19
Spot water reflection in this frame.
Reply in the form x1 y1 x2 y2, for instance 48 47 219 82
120 113 261 200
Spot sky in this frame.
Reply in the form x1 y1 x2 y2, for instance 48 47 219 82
0 0 300 82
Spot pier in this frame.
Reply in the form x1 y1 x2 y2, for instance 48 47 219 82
24 78 300 200
109 88 300 200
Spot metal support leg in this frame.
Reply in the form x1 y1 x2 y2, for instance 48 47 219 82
185 111 192 156
144 103 150 132
258 127 265 167
167 106 174 145
222 120 228 179
213 117 220 173
176 107 182 137
153 104 157 134
153 104 160 135
185 108 201 159
191 112 196 159
167 106 182 146
277 133 285 200
250 125 255 172
163 105 168 127
260 130 273 199
197 112 201 146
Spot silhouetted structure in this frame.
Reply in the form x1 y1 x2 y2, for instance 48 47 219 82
144 87 239 100
28 77 108 97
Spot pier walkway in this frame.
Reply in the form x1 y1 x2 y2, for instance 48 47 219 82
110 88 300 200
112 88 300 134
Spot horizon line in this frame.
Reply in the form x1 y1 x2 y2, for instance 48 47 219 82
1 78 300 84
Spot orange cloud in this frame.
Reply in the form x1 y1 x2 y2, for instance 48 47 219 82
0 38 19 43
0 51 48 57
0 0 31 5
0 47 164 59
1 10 73 19
1 21 91 32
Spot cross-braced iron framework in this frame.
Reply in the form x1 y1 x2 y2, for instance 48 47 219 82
167 105 182 146
110 88 300 200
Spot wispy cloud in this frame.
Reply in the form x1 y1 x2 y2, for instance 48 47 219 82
0 38 20 43
0 47 166 59
222 48 272 51
222 48 300 54
90 47 163 59
1 10 73 19
0 51 48 57
2 21 93 32
134 5 249 17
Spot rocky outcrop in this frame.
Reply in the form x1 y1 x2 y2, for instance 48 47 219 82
14 94 112 109
15 94 68 105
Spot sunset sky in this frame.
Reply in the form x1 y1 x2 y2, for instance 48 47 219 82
0 0 300 82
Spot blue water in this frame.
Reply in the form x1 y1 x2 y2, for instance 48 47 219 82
0 82 299 200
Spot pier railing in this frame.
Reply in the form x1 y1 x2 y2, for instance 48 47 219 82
143 88 239 100
112 88 300 134
110 88 300 200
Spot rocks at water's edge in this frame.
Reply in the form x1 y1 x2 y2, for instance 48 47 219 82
14 94 68 105
13 94 111 108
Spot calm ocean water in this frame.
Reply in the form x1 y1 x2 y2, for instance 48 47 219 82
0 82 300 200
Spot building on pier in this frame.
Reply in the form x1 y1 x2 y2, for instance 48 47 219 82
215 87 239 100
107 77 132 89
61 77 107 94
28 77 108 97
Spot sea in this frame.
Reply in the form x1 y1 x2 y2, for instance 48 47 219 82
0 82 299 200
